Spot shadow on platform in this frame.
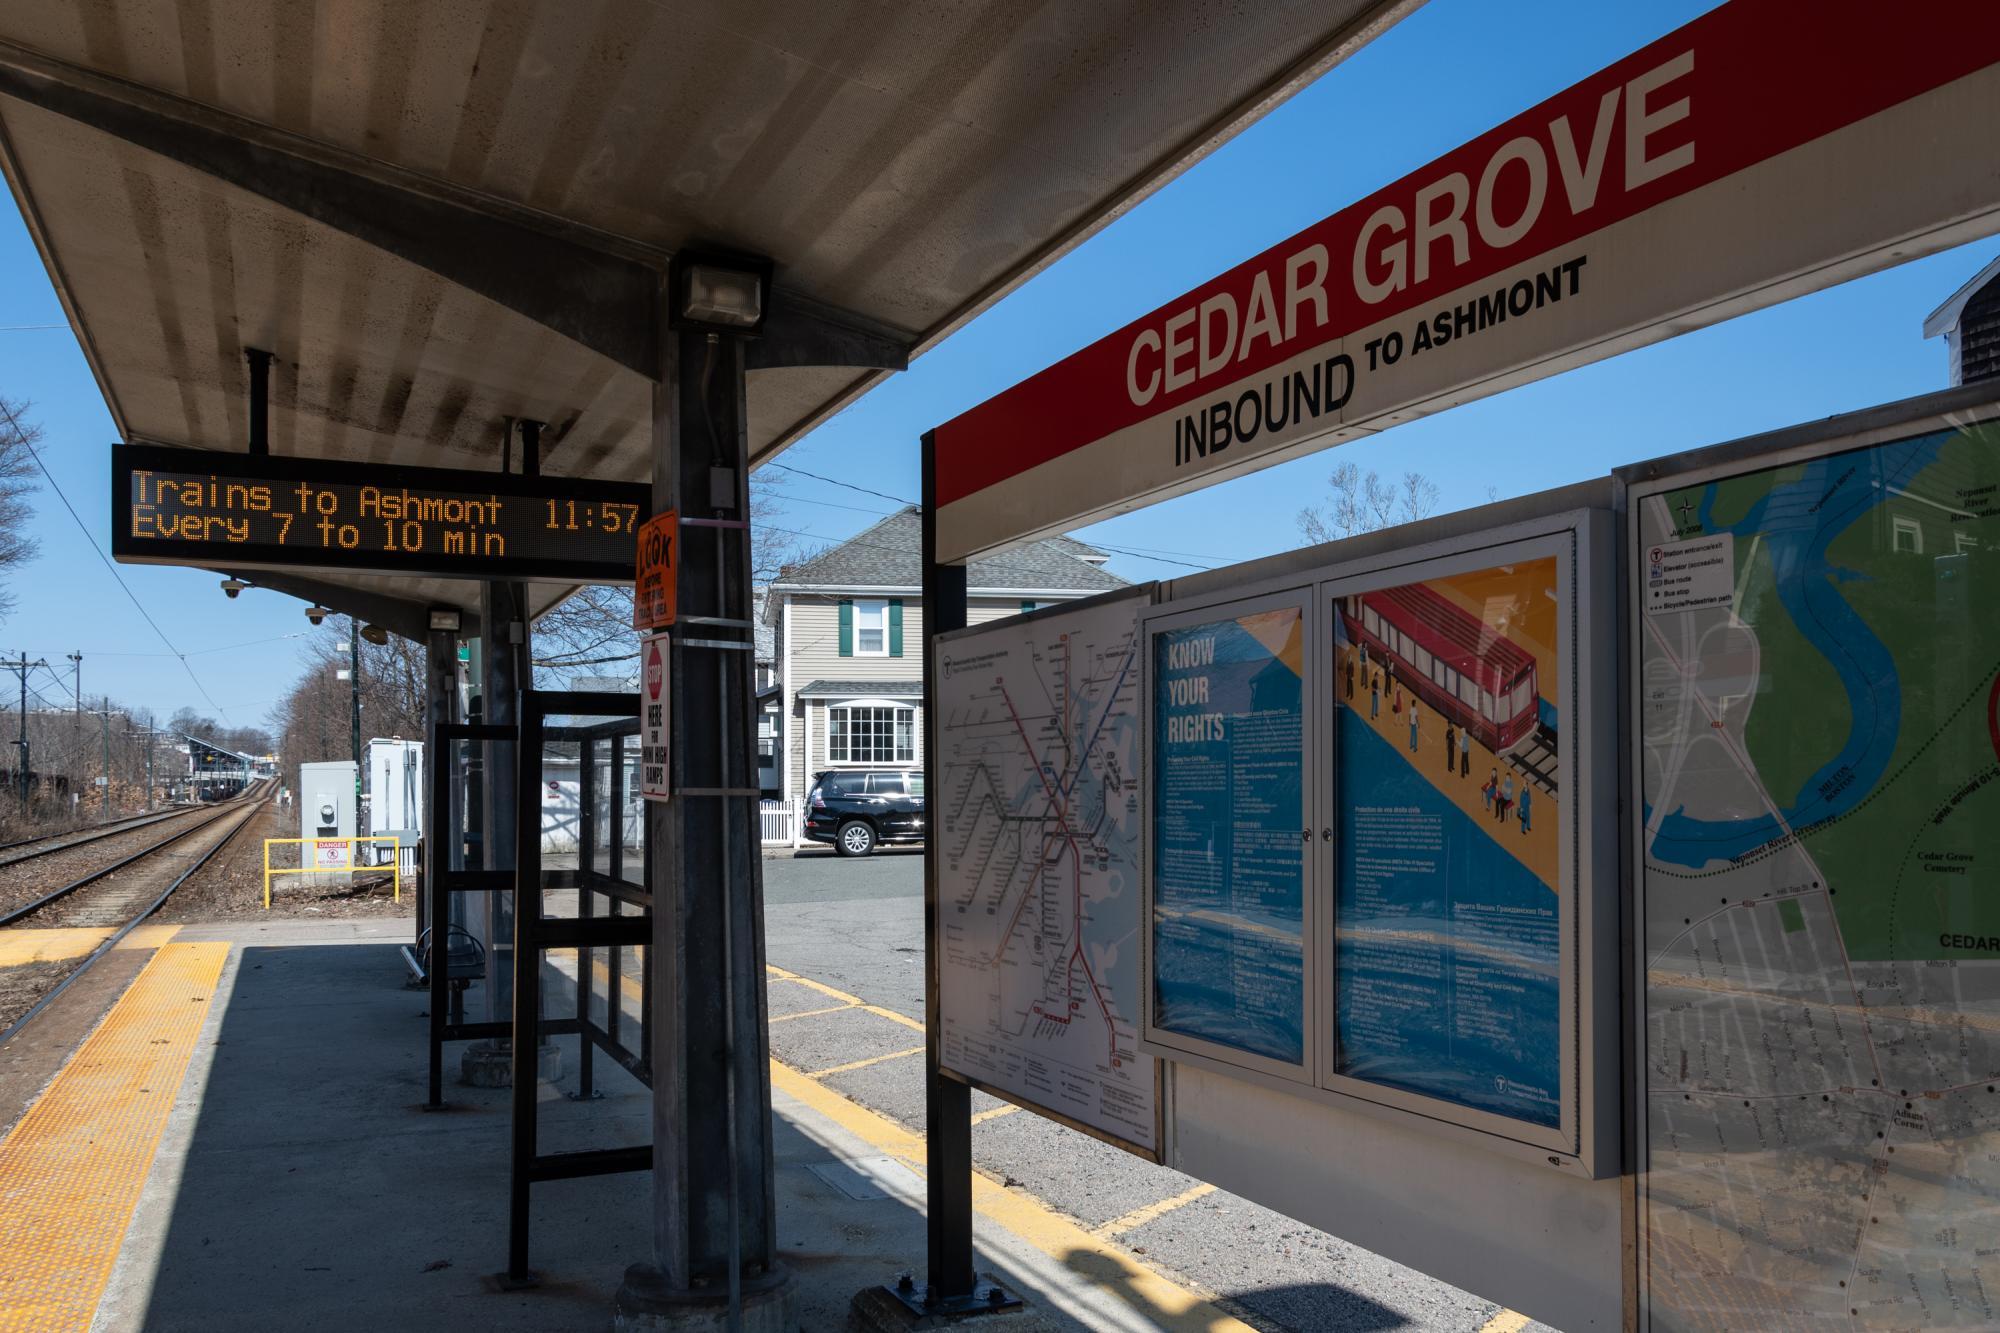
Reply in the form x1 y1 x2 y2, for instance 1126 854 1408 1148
96 926 1407 1332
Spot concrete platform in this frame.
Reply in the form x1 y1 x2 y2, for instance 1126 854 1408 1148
0 917 1254 1331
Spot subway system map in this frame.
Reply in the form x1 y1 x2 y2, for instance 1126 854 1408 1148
1639 422 2000 1329
935 592 1157 1153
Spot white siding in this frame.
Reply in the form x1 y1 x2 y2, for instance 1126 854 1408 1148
786 594 924 689
779 592 1085 796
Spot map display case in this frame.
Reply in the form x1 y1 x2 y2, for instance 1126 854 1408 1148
932 586 1161 1158
1139 512 1619 1174
1628 392 2000 1328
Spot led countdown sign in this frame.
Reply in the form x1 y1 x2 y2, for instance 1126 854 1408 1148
111 444 649 582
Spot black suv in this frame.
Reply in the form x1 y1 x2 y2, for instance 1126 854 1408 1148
804 769 925 856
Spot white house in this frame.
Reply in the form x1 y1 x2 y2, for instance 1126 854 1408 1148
764 506 1125 803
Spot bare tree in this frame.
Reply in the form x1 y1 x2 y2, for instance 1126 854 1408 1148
1297 462 1441 545
533 474 803 686
267 626 424 786
0 398 43 619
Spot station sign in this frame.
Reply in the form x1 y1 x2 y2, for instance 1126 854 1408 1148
931 0 2000 561
110 444 649 583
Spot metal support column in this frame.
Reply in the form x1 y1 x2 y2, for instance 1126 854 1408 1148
921 433 978 1303
349 615 363 805
481 579 527 1024
615 311 793 1328
419 626 460 952
245 347 272 455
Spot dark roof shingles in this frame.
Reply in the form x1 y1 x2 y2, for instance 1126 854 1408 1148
774 507 1124 593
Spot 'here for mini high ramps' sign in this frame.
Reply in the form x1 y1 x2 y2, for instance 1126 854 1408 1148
641 633 670 802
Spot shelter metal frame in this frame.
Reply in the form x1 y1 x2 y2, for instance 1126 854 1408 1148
424 698 654 1285
508 688 653 1284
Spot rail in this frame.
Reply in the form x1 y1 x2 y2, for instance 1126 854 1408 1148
0 803 217 871
0 793 264 1045
0 795 262 929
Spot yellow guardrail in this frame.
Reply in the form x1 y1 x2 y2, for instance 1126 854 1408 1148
262 836 402 909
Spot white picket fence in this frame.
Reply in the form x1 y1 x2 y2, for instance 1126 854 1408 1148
760 798 804 847
540 781 800 848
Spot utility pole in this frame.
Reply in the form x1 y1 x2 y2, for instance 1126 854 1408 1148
2 654 47 807
68 652 81 807
128 723 156 811
349 616 363 807
95 706 111 816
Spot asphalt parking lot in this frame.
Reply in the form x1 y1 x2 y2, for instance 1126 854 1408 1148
759 849 1553 1333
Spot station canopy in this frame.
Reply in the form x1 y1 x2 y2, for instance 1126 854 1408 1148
0 0 1419 629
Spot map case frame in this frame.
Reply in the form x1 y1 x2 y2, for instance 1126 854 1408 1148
931 585 1165 1162
1138 510 1622 1177
1622 386 2000 1329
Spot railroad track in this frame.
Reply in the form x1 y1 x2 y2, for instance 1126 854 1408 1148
0 781 271 1044
0 802 213 871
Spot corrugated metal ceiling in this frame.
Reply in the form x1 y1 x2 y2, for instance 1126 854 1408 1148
0 0 1418 609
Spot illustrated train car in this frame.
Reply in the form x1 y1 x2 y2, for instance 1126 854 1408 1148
1340 585 1540 751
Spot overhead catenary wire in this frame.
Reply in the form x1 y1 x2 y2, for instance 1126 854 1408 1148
72 632 310 659
758 518 1212 582
760 463 1232 570
0 400 231 721
761 461 916 508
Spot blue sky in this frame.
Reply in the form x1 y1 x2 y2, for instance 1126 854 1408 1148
0 0 1992 726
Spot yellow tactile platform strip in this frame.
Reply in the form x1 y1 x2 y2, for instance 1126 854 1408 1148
0 940 227 1332
0 925 178 968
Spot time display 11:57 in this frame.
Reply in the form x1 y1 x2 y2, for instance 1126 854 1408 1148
545 500 641 533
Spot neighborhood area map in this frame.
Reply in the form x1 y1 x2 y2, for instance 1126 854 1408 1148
1639 421 2000 1328
934 591 1157 1153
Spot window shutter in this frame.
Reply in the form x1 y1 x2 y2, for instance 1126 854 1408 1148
838 599 853 657
889 599 904 657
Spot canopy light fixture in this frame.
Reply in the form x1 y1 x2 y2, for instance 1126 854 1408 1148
669 249 772 336
428 607 462 633
359 623 390 646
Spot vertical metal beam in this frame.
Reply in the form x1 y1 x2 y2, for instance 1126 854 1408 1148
618 295 792 1327
481 580 527 1023
245 348 272 455
426 713 452 1111
608 732 626 1056
420 624 458 976
520 419 543 479
349 616 363 815
576 744 597 1100
509 693 546 1285
921 431 975 1299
